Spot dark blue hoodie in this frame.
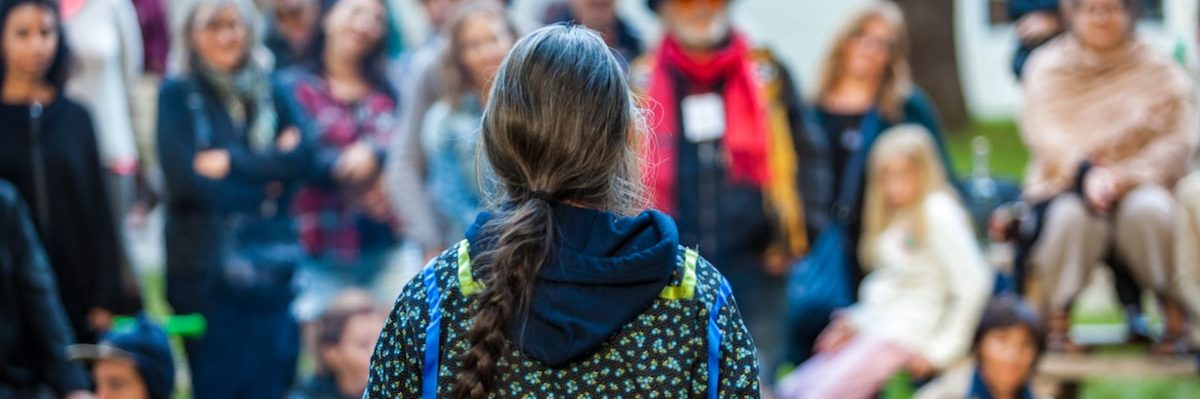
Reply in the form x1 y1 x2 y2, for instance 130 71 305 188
464 203 679 367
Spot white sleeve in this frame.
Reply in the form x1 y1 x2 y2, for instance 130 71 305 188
921 195 993 369
114 0 144 85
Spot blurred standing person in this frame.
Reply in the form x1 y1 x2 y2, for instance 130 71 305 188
778 126 991 399
787 1 957 362
1020 0 1196 354
421 2 517 241
282 0 401 320
265 0 321 70
541 0 642 67
157 1 315 397
367 25 759 398
635 0 820 367
61 0 145 316
387 0 508 260
60 0 144 225
290 291 385 399
129 0 170 212
132 0 171 76
0 0 122 346
0 179 92 399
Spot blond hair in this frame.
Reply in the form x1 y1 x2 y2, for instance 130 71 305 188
814 1 913 121
859 124 957 266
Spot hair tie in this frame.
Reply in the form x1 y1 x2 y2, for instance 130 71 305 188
529 191 560 203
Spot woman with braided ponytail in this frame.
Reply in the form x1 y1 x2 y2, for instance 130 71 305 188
365 23 760 398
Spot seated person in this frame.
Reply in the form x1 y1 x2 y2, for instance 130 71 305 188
68 315 176 399
1018 0 1196 353
916 295 1044 399
291 290 386 399
778 126 993 399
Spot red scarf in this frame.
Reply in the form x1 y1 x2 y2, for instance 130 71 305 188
644 33 769 215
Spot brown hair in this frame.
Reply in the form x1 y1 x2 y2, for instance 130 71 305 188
814 1 912 121
439 1 519 109
450 23 644 398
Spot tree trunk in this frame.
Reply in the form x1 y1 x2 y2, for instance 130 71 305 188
895 0 970 131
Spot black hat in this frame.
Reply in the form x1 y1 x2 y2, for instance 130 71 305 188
69 315 176 399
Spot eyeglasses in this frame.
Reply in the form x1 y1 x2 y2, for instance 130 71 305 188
1078 2 1128 18
202 18 248 35
852 31 895 53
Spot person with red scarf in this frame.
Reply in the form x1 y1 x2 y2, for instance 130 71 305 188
633 0 828 374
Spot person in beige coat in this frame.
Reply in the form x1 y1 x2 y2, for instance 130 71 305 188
1019 0 1197 353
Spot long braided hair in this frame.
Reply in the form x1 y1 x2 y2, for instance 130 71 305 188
449 23 645 399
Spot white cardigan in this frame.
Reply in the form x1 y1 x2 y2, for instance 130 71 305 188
846 191 993 369
64 0 142 168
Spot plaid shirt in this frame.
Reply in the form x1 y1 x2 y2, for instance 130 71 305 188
289 72 399 266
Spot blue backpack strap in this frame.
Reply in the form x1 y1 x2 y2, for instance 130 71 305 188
706 276 734 399
420 261 443 399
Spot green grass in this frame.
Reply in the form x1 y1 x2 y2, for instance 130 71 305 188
946 119 1029 179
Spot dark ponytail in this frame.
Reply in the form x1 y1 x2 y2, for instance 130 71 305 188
449 24 644 399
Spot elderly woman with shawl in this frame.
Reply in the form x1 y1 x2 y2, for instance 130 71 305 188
1020 0 1196 353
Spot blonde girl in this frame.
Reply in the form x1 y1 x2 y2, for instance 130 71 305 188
779 125 992 399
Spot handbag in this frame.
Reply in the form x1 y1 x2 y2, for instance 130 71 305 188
783 108 882 362
188 88 301 310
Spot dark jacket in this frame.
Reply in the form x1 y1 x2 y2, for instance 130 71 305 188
156 75 316 315
0 95 121 345
290 374 358 399
367 205 759 397
0 180 90 397
664 54 827 275
1008 0 1062 79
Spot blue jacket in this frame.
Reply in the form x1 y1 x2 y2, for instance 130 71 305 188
156 75 316 314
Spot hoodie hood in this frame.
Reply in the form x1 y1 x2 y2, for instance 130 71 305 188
464 203 679 366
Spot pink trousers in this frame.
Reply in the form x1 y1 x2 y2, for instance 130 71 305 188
776 335 913 399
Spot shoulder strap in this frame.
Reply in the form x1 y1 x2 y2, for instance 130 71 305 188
832 108 883 220
706 276 734 399
419 258 443 399
659 247 699 300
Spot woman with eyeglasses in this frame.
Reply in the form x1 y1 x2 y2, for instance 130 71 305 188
1020 0 1194 354
787 0 957 364
157 1 315 397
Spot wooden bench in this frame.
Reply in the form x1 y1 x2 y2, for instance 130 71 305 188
1034 353 1198 398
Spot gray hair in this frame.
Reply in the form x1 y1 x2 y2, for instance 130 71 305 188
167 0 272 75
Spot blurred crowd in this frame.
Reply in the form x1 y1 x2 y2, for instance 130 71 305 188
0 0 1197 398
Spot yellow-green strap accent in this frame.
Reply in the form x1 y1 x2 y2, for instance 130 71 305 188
457 240 485 296
659 248 699 300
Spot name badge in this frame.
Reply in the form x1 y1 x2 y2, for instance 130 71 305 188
681 93 726 143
